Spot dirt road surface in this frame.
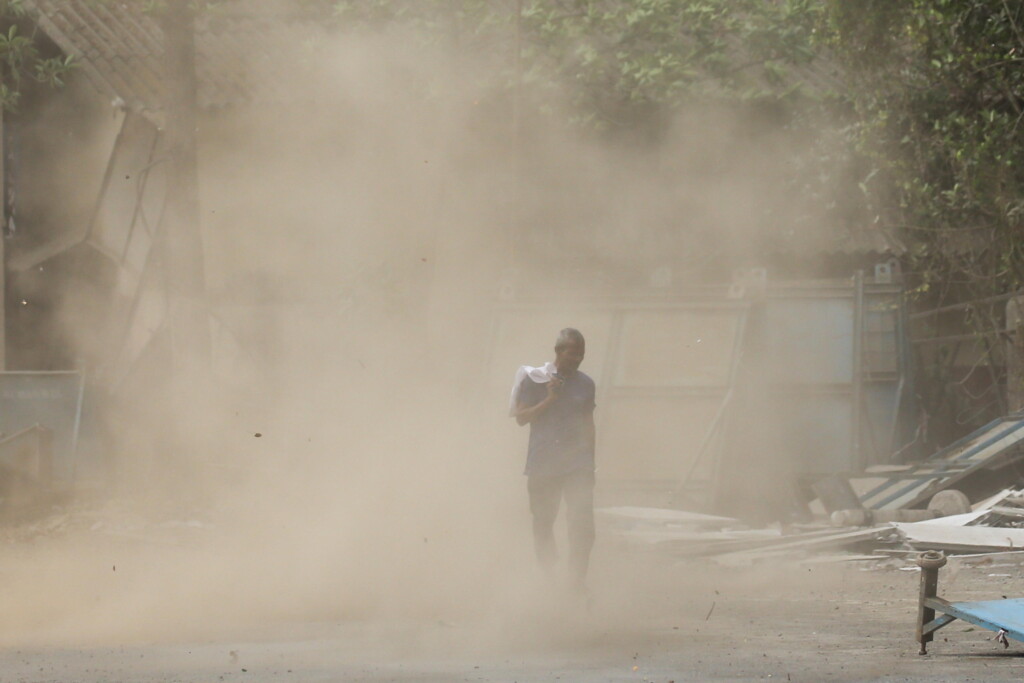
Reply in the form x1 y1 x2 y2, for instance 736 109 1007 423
1 514 1023 682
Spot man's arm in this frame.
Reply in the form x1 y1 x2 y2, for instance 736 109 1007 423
513 377 563 426
585 380 596 449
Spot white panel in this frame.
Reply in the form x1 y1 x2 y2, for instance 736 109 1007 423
600 396 724 482
615 310 739 387
763 299 854 384
89 112 159 262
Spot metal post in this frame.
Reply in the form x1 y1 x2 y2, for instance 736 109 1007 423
916 550 947 655
159 0 210 376
0 98 6 371
887 290 910 457
513 0 523 136
36 424 53 484
852 270 865 470
509 0 524 261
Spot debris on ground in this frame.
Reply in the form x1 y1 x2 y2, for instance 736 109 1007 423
601 416 1024 569
0 497 214 546
600 486 1024 568
855 415 1024 511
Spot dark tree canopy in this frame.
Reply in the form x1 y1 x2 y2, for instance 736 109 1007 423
6 0 1024 302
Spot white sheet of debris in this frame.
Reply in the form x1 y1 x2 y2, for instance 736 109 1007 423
892 522 1024 552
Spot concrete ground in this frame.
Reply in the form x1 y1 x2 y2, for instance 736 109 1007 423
1 520 1023 683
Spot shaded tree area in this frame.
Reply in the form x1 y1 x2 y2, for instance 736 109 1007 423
0 0 1017 295
4 0 1010 294
825 0 1024 434
317 0 866 282
0 2 74 110
307 1 1023 291
829 0 1024 300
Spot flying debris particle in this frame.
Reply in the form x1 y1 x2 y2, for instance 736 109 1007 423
254 433 262 438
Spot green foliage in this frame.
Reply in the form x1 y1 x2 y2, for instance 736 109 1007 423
329 0 827 130
6 0 1020 312
33 54 75 87
0 6 75 111
825 0 1024 301
321 1 1024 302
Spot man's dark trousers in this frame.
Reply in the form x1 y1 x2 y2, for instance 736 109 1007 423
527 468 595 582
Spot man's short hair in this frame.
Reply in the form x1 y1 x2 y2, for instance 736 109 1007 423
555 328 585 351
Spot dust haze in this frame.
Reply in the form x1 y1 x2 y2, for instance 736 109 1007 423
0 16 846 652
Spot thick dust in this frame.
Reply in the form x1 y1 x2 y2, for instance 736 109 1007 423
0 14 852 654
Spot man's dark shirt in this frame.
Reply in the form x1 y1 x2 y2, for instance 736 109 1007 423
518 371 596 477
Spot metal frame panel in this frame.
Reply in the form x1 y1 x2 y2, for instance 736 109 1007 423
489 280 908 509
860 415 1024 509
0 371 85 483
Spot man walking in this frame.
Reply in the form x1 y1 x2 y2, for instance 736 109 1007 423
512 328 596 593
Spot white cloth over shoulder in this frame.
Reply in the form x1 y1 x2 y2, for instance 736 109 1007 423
508 362 557 416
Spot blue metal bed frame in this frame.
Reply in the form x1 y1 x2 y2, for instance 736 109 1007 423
916 551 1023 654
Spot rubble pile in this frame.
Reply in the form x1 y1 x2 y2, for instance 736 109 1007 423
599 487 1024 567
602 412 1024 568
0 497 214 546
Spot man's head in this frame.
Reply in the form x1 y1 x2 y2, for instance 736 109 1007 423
554 328 585 375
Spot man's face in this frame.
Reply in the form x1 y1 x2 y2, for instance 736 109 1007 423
555 341 585 375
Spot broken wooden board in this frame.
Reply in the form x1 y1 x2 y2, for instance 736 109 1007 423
609 527 780 546
893 520 1024 553
973 487 1022 508
708 526 896 565
597 506 738 528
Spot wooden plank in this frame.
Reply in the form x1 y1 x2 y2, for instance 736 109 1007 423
894 521 1024 552
981 506 1024 520
708 527 893 563
597 506 738 527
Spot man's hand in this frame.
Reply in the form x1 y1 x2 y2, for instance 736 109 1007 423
546 375 565 399
515 376 563 426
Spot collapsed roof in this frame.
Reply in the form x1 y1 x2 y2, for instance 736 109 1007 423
23 0 324 121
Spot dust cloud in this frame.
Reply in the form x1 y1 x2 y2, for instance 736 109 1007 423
0 14 847 653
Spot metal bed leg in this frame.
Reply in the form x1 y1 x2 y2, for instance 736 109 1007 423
916 550 947 655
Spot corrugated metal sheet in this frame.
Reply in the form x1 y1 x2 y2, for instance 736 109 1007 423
24 0 323 118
